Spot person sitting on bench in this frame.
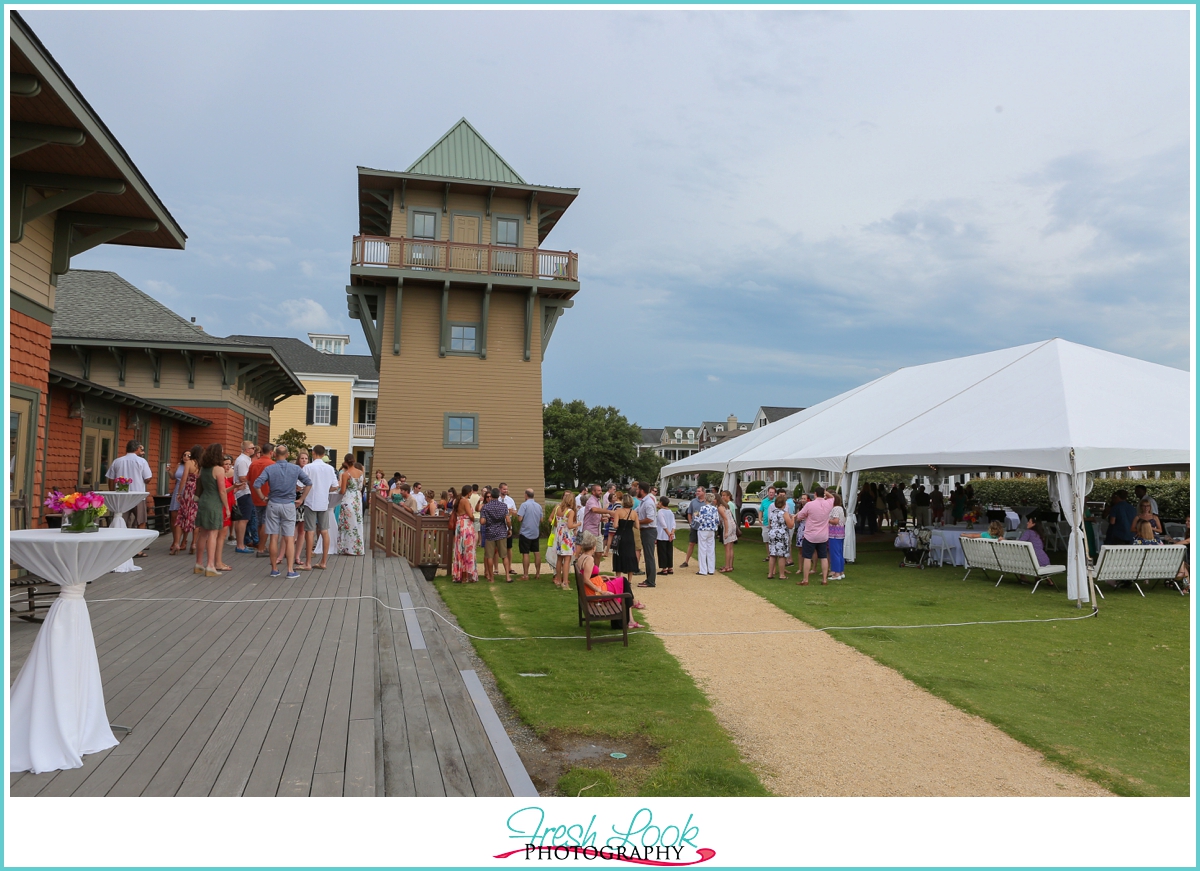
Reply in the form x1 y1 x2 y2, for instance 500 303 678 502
1019 517 1052 567
574 532 643 630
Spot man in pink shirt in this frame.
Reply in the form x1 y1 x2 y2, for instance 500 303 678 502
795 486 835 586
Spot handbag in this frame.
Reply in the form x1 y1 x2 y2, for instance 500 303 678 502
230 500 243 522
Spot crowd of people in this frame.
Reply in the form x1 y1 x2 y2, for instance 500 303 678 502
750 485 846 584
165 440 366 579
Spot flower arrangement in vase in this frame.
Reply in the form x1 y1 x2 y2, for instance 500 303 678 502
44 490 109 532
962 509 979 529
112 477 133 492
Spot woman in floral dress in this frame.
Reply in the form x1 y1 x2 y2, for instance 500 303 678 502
336 456 365 555
551 491 579 590
175 445 203 554
766 494 795 580
452 481 478 583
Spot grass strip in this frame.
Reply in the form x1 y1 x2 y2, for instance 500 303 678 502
431 551 769 797
682 533 1189 796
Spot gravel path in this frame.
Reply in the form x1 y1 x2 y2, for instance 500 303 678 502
639 559 1109 796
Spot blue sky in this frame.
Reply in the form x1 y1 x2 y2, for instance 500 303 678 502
29 9 1192 427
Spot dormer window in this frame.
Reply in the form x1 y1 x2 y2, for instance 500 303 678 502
674 429 682 440
687 429 694 440
715 424 724 431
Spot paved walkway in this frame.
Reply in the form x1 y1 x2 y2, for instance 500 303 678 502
9 537 534 797
638 559 1109 796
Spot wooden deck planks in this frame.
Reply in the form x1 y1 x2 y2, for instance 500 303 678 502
9 535 536 798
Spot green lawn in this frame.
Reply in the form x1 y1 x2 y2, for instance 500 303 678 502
432 547 769 797
684 534 1191 796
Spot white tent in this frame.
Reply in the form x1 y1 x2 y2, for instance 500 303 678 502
660 339 1191 603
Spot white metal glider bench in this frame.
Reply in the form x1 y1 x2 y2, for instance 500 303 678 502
961 537 1066 593
1090 544 1188 598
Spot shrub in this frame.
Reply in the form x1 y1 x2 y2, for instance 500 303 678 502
745 480 765 495
968 476 1191 519
772 480 788 490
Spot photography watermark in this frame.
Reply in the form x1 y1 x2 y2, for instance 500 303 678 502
496 807 716 865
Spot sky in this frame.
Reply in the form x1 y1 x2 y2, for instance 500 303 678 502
26 8 1192 428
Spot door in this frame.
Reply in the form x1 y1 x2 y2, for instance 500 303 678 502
451 214 481 272
80 426 114 490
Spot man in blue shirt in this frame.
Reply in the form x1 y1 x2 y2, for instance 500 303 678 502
1105 490 1137 545
254 445 312 578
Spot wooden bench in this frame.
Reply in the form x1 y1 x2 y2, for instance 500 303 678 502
1091 544 1188 598
961 536 1066 593
573 564 632 650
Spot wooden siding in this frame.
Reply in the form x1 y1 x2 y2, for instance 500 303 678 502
48 348 272 420
373 285 545 500
270 378 354 456
11 191 56 311
389 190 538 249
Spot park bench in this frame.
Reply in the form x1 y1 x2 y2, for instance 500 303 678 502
961 536 1066 593
1091 544 1188 598
573 564 632 650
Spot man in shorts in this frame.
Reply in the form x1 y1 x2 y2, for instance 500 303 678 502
298 444 339 570
795 486 834 586
479 487 511 582
516 488 544 580
253 445 311 578
680 486 706 568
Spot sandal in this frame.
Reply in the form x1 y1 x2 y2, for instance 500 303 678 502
169 545 179 555
679 561 689 568
797 580 808 586
628 621 643 630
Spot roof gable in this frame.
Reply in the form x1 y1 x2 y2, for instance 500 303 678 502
227 335 379 381
406 118 526 184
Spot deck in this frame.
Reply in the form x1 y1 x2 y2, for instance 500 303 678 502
8 534 535 797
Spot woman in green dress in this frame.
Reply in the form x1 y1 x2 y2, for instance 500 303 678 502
194 443 230 577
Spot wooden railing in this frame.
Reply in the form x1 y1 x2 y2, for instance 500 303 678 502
352 422 376 439
370 493 452 571
352 235 578 282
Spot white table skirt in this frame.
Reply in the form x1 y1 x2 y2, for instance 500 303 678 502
928 524 978 567
9 528 158 773
99 491 151 572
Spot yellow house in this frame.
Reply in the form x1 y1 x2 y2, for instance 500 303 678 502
230 333 379 470
346 118 580 498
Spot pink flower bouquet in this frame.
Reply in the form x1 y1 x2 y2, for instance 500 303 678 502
113 476 133 492
45 489 108 532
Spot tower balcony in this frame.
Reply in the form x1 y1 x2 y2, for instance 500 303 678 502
351 235 578 285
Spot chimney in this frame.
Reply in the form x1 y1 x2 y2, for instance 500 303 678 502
727 414 738 431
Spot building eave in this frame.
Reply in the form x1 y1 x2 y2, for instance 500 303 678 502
47 369 212 426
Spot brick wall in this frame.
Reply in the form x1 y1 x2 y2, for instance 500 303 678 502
13 312 52 524
44 386 84 521
175 406 245 456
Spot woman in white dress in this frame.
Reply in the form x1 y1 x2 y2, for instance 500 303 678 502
337 457 365 555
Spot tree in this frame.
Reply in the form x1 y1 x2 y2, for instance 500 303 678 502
543 398 648 489
273 428 309 461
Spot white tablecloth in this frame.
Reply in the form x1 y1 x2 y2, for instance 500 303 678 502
928 524 978 567
99 491 152 572
9 527 158 773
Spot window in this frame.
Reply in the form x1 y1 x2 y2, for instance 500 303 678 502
243 414 259 443
449 324 478 353
412 212 437 239
313 395 332 425
362 400 376 425
495 218 519 247
445 414 478 448
687 429 694 440
715 424 724 431
674 429 682 440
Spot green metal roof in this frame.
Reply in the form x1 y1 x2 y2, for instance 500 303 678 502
406 118 526 184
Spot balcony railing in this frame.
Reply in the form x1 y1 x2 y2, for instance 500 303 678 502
351 235 578 282
371 493 450 572
352 422 376 440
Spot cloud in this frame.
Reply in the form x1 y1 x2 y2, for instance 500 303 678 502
246 258 275 272
283 298 334 331
141 278 179 298
707 375 720 382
